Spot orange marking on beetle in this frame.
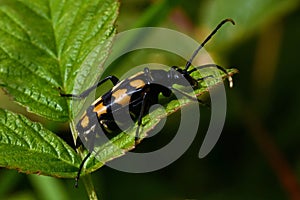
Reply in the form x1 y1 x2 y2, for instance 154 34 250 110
80 115 90 128
129 79 145 88
112 89 131 106
93 102 107 117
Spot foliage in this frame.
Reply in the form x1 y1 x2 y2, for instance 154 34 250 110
0 0 299 199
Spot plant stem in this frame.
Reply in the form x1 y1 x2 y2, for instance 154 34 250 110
82 174 99 200
70 121 99 200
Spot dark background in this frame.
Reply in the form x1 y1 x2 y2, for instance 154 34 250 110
0 0 300 199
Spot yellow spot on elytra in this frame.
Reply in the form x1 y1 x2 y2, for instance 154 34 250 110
80 115 89 128
112 89 130 106
129 79 145 88
93 102 107 117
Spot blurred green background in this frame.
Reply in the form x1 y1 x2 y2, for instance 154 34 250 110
1 0 300 199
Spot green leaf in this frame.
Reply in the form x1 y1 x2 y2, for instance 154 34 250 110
81 68 238 175
0 0 119 121
0 108 81 178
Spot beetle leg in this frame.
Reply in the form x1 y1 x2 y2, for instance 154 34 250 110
171 87 198 101
60 75 119 98
188 64 233 88
75 152 91 188
197 75 214 81
171 87 210 107
135 91 148 144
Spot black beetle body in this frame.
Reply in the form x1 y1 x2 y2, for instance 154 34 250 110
60 19 235 187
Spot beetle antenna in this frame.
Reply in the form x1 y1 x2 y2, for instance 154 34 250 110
185 18 235 71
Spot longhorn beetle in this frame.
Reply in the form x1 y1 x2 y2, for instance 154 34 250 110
61 18 235 187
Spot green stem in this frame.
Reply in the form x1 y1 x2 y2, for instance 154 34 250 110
82 174 99 200
70 121 99 200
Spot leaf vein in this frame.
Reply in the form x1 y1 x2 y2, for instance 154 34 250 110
0 5 57 59
0 45 58 87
